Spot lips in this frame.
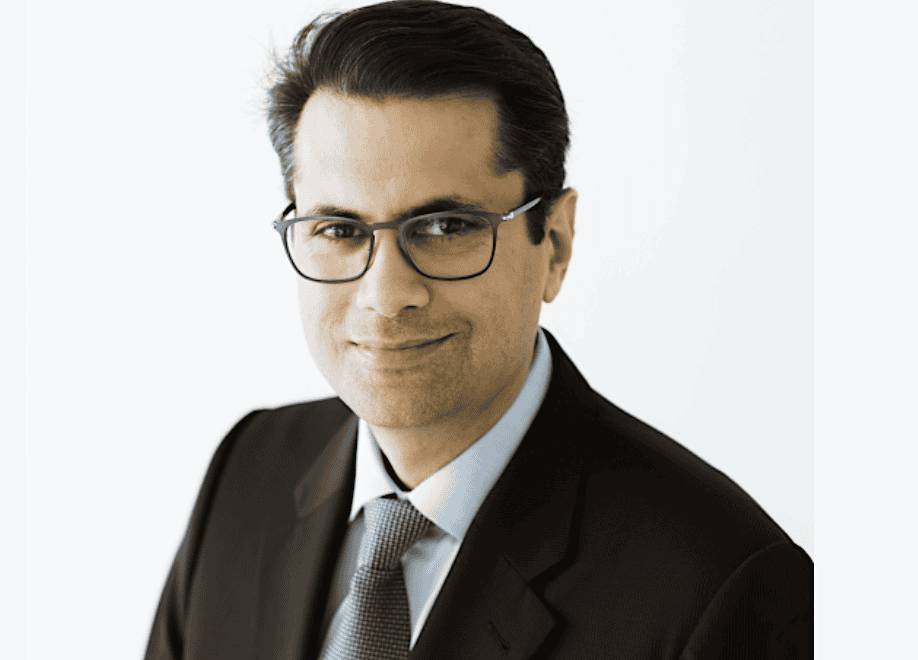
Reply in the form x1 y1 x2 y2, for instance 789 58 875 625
351 333 455 351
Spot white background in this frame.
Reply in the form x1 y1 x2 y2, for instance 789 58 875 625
16 0 826 657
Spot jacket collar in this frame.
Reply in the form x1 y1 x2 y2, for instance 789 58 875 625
293 414 358 519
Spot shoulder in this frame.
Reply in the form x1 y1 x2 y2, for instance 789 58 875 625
216 396 351 463
540 386 812 651
572 386 805 588
196 397 353 509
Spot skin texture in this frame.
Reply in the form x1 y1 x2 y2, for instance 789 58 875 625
292 90 576 488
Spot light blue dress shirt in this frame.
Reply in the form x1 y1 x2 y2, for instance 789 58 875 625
318 328 553 652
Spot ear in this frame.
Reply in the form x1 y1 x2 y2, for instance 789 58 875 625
542 188 577 303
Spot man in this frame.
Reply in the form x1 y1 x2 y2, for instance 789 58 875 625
146 1 813 658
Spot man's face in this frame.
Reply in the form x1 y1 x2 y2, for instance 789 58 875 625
292 90 565 429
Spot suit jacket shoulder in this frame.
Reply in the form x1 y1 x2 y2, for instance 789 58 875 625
145 398 357 660
542 382 811 658
582 382 797 578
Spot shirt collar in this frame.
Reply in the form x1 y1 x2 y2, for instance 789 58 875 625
349 327 553 541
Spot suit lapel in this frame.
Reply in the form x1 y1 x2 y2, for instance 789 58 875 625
410 330 595 659
255 414 358 660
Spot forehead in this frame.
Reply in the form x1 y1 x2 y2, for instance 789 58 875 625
292 90 522 216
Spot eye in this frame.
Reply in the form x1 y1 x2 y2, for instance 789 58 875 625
412 216 483 238
313 221 364 239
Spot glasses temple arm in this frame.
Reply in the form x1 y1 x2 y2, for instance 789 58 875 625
501 196 542 221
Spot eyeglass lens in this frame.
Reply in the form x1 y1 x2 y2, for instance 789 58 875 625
285 213 494 281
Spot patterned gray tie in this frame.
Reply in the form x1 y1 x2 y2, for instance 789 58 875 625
323 495 432 660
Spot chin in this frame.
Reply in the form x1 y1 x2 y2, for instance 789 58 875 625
337 380 467 429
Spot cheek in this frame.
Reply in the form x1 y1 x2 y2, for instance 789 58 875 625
488 233 546 319
453 242 545 353
296 281 348 353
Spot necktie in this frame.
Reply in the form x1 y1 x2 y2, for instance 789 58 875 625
322 496 432 660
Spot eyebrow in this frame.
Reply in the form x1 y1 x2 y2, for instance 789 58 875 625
301 196 487 223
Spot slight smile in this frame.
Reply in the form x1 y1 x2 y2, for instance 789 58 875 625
351 333 456 351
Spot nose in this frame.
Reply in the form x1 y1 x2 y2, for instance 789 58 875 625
355 229 431 317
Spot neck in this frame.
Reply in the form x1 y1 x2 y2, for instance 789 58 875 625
369 348 535 490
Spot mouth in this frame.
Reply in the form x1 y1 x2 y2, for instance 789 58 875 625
352 333 456 351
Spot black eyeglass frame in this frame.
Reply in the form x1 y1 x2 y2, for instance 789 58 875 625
272 196 542 283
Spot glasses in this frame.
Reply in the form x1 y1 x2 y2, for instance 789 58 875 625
272 197 542 282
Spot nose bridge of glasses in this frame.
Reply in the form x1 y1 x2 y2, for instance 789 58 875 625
365 219 416 273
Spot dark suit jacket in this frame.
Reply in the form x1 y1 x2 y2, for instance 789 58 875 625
145 331 813 659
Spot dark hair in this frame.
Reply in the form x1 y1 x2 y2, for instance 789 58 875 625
266 0 569 244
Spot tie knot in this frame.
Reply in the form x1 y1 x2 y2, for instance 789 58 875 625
359 496 431 570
